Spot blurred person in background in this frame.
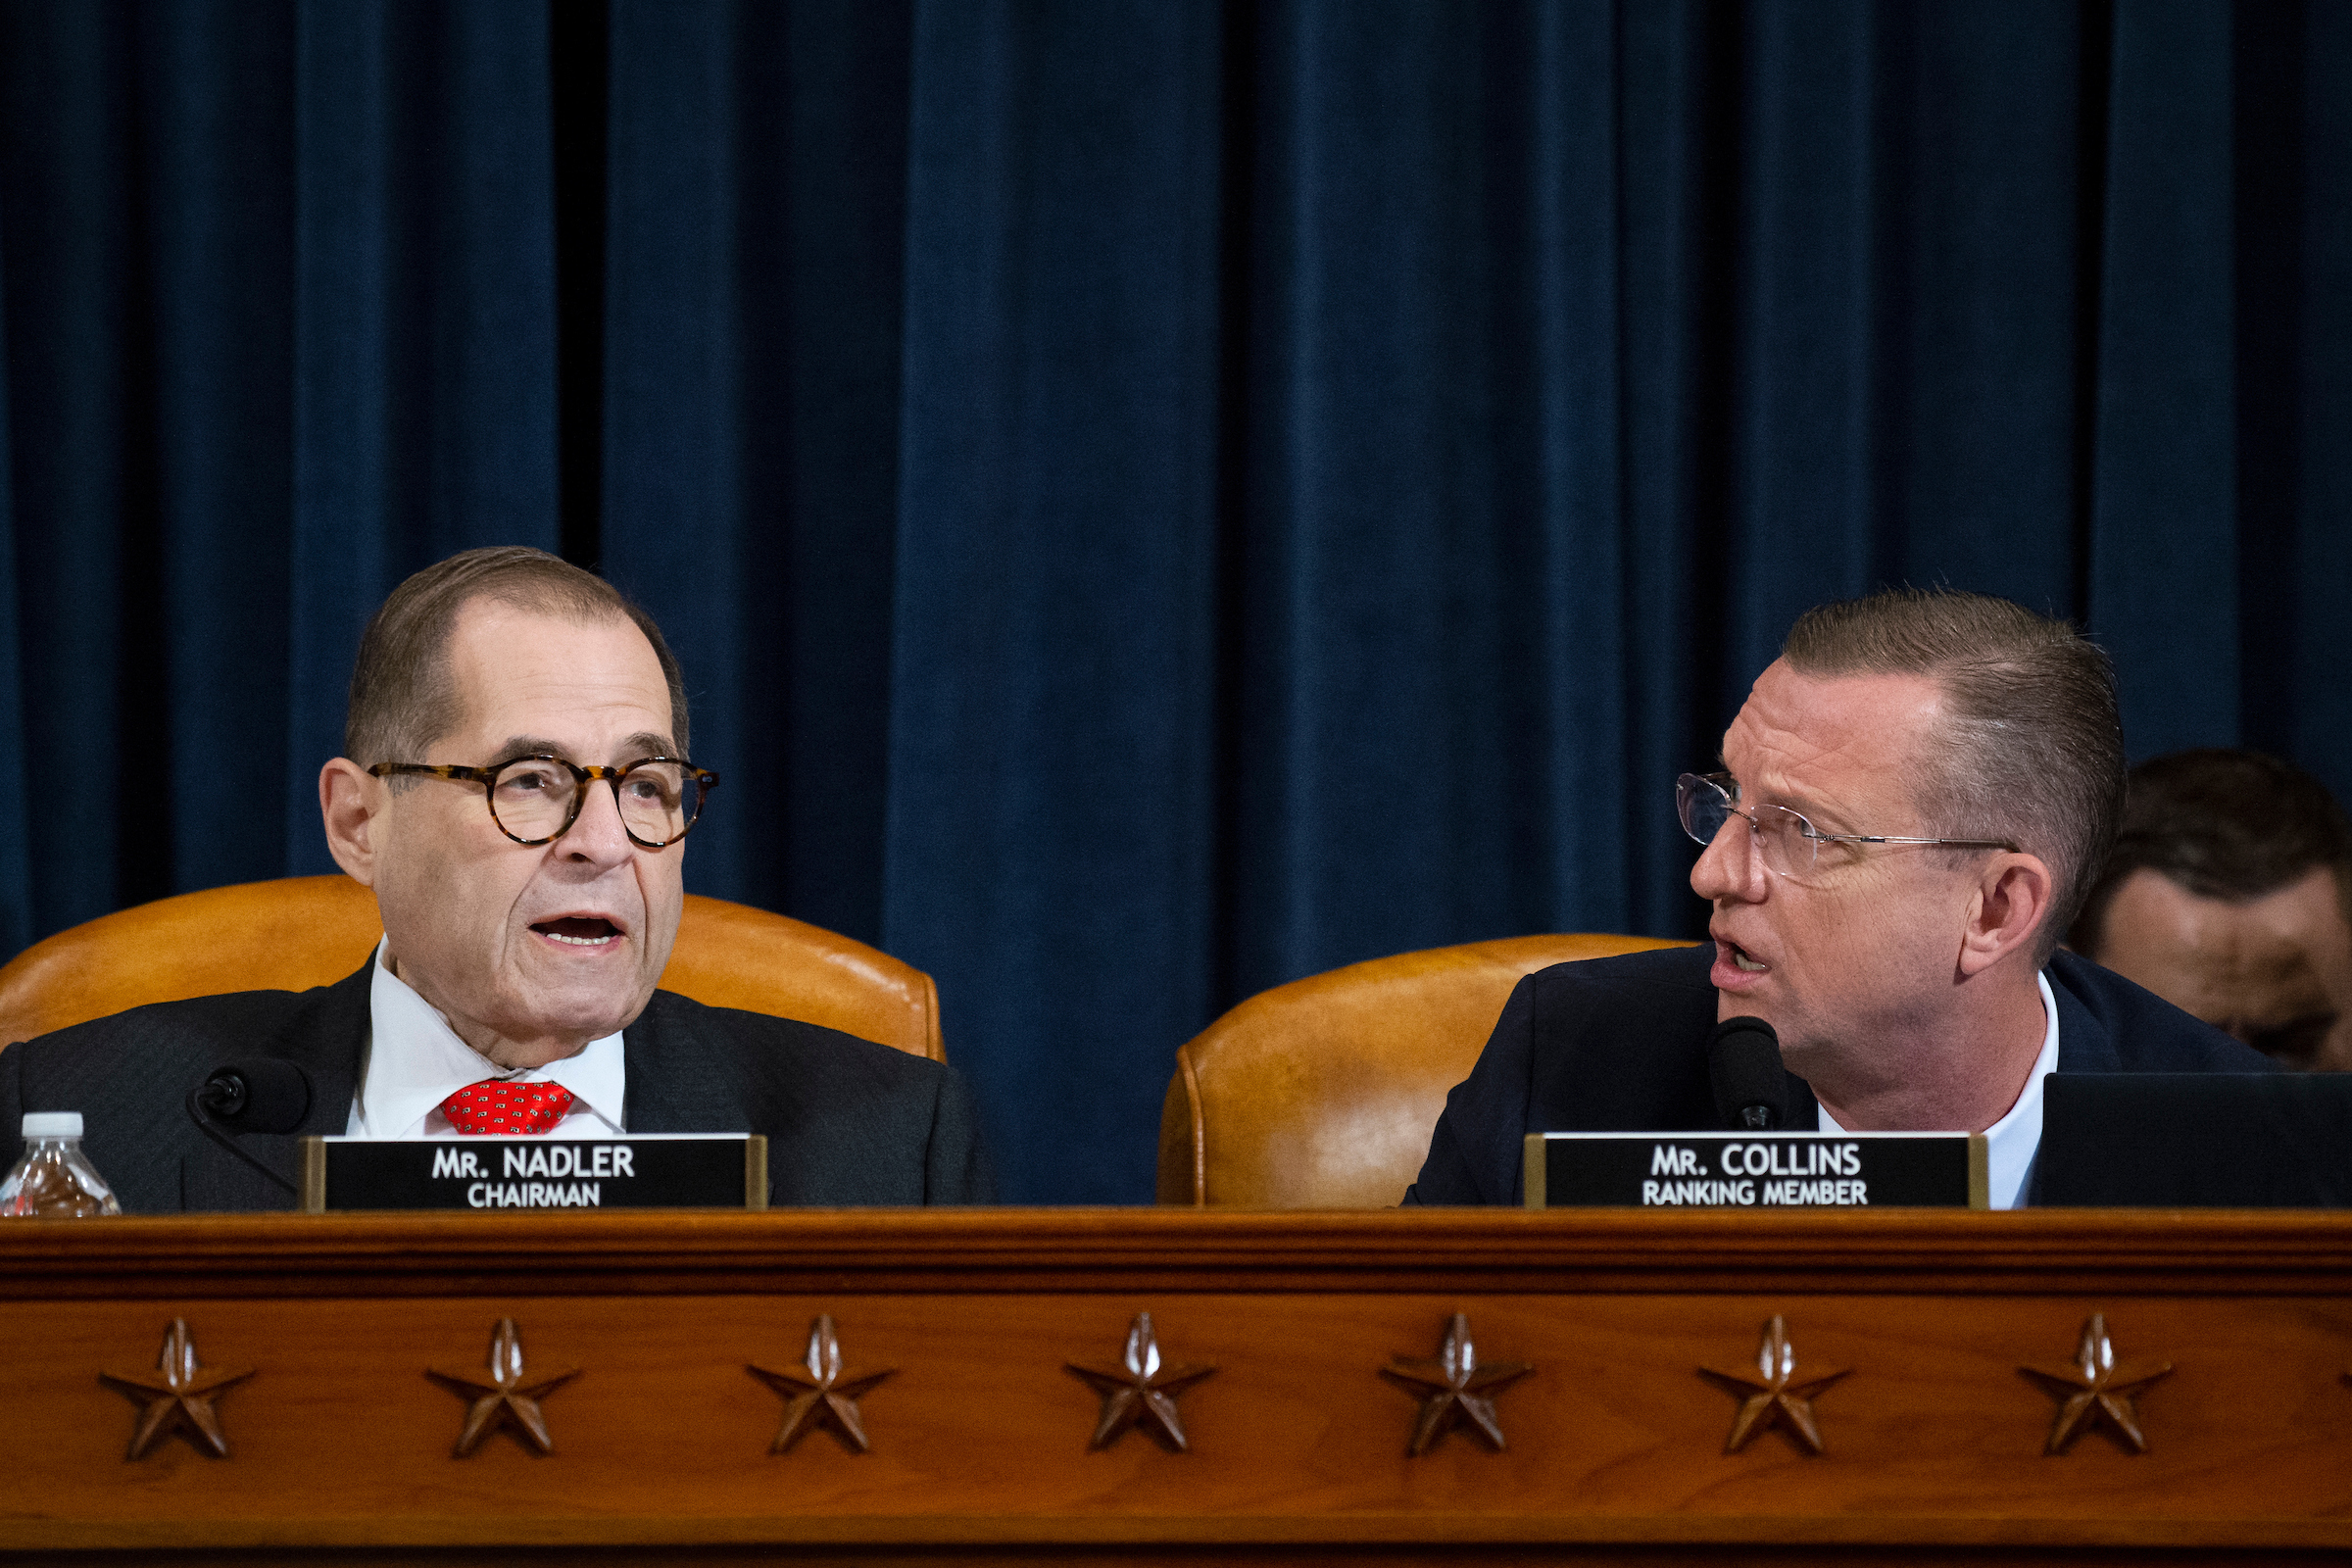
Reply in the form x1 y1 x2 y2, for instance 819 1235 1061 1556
2072 749 2352 1072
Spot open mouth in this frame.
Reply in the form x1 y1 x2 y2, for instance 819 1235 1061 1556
531 916 622 948
1725 941 1769 974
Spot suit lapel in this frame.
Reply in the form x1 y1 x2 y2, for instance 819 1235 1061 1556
289 961 369 1135
2020 964 2112 1206
620 994 754 1134
620 996 778 1205
620 1001 675 1132
2048 968 2120 1073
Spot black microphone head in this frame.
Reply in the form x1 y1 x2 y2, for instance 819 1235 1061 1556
201 1059 314 1134
1707 1016 1788 1132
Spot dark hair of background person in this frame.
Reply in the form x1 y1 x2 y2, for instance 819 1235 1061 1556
2070 749 2352 957
1782 588 2123 963
345 547 691 768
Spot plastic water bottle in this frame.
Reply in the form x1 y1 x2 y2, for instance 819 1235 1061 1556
1 1112 122 1217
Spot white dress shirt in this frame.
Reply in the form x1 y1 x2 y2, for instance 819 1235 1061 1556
1818 971 2061 1210
346 938 626 1139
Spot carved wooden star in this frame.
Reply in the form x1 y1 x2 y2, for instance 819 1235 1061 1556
1380 1311 1534 1456
427 1318 578 1456
750 1314 896 1453
101 1318 254 1459
2021 1313 2172 1453
1699 1315 1849 1454
1065 1313 1216 1452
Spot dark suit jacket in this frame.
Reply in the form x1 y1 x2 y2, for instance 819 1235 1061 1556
1402 944 2278 1206
0 962 995 1212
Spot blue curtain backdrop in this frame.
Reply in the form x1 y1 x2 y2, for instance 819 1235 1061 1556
2 0 2347 1202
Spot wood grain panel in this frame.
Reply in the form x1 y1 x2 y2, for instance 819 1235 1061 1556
1 1210 2348 1557
6 1208 2352 1298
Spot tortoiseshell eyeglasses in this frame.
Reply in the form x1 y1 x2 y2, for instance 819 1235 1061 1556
368 755 718 849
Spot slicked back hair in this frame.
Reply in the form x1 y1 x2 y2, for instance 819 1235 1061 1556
344 547 689 768
1781 588 2123 963
2071 749 2352 958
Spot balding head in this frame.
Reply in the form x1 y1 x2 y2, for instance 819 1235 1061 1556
344 546 688 766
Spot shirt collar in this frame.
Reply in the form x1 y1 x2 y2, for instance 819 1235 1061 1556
351 938 626 1138
1976 970 2062 1208
1814 971 2060 1210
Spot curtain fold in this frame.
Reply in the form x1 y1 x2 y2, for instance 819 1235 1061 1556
0 198 23 961
601 0 911 943
287 0 564 875
3 0 2345 1200
887 0 1225 1202
2087 0 2238 759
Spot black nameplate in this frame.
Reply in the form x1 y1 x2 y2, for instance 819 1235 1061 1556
299 1135 768 1212
1523 1132 1985 1209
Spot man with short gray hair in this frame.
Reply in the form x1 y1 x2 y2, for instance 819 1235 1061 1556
1405 588 2273 1207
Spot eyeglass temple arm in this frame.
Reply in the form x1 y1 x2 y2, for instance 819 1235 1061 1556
1832 833 2017 850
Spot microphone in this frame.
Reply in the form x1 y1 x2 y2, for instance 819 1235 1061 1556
185 1059 314 1196
1708 1016 1788 1132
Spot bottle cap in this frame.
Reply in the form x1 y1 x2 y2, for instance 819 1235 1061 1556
21 1111 82 1138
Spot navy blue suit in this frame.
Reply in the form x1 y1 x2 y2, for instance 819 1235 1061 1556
1402 944 2277 1206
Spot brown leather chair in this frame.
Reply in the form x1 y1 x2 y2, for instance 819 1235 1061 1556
1157 933 1695 1208
0 875 944 1061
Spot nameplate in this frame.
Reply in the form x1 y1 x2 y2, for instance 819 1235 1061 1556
299 1135 768 1213
1523 1132 1985 1209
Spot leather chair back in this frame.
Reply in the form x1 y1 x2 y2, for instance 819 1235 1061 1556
0 875 944 1061
1157 932 1695 1207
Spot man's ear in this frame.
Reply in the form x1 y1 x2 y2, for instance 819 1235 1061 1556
319 759 387 886
1959 852 2055 977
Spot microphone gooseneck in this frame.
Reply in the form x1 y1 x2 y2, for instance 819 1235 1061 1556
184 1059 315 1196
1707 1016 1788 1133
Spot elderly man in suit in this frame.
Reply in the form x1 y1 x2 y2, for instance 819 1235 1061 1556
1 547 992 1210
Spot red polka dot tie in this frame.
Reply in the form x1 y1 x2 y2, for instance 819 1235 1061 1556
439 1079 576 1136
